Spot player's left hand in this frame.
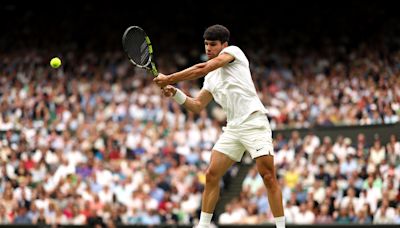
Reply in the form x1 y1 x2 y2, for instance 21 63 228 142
153 73 172 88
162 85 177 97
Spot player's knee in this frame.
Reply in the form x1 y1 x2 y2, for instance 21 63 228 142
260 169 276 188
205 168 220 185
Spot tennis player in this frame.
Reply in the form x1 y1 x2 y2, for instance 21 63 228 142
154 24 285 228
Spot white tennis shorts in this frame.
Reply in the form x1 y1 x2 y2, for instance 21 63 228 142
213 111 274 162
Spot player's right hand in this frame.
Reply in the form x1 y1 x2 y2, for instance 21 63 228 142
154 73 172 88
162 85 177 97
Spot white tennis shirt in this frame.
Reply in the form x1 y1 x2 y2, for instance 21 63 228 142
203 45 268 127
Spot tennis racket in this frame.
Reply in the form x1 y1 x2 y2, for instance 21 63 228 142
122 26 158 76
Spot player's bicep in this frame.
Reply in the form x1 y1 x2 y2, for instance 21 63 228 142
204 53 235 72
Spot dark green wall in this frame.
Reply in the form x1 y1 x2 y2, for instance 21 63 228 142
274 123 400 146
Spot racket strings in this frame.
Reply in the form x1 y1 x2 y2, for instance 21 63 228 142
124 29 150 66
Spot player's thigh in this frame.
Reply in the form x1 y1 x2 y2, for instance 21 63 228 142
207 150 237 179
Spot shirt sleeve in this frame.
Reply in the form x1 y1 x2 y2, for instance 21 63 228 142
202 76 212 92
219 46 244 64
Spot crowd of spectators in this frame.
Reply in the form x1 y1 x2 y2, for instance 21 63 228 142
1 43 399 225
220 131 400 224
247 39 400 129
1 4 400 225
0 48 238 226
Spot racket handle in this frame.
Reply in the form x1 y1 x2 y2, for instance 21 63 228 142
150 62 158 76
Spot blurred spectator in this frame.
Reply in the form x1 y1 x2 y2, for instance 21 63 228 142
370 140 386 166
373 199 396 224
354 207 373 224
0 204 11 224
334 207 352 224
339 188 359 210
394 205 400 224
218 204 235 224
87 208 105 227
32 208 47 225
293 203 315 224
13 206 32 224
315 204 333 224
242 167 264 194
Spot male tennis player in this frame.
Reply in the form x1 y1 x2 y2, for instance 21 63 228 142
154 24 285 228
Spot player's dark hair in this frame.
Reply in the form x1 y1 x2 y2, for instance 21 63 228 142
203 24 230 43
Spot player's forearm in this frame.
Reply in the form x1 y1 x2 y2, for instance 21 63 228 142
182 97 203 114
169 63 207 84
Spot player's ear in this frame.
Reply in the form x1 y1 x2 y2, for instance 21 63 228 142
222 41 228 48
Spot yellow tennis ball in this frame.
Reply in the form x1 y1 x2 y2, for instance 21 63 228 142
50 57 61 68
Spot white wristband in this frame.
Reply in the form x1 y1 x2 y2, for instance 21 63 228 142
173 89 187 105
